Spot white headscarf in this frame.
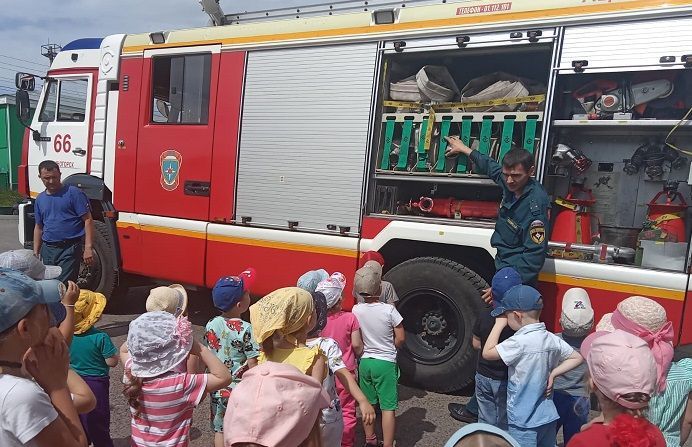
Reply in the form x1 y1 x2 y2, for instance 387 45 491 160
316 272 346 308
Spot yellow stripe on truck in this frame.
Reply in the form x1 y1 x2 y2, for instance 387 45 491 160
114 222 684 300
538 272 685 302
116 221 356 257
116 221 206 239
122 0 689 54
207 234 357 257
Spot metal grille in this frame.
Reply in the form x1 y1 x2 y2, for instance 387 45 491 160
236 43 378 234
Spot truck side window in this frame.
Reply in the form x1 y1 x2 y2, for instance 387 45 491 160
151 53 211 124
57 78 88 122
38 80 58 122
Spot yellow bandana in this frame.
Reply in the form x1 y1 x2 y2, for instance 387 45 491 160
250 287 314 346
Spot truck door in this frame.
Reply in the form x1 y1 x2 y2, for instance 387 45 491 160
134 46 220 221
28 73 94 196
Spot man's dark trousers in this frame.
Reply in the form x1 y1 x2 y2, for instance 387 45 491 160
41 239 83 284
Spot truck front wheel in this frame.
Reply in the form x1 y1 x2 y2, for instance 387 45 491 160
384 256 487 393
78 220 117 298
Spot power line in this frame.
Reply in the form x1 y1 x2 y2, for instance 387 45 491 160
0 59 48 74
0 53 47 69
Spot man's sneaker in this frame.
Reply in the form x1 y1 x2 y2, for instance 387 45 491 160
448 402 478 423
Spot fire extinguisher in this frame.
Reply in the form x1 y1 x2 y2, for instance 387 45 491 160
551 180 598 244
645 181 687 242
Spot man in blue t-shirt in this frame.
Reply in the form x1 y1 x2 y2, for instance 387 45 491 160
33 160 94 284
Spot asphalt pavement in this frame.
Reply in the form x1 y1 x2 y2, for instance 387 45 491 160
0 216 471 446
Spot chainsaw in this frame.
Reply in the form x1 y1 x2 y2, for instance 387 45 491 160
573 79 673 119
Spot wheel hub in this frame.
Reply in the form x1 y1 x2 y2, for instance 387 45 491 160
421 310 447 336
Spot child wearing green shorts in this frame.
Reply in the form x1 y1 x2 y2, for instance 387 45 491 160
352 261 405 447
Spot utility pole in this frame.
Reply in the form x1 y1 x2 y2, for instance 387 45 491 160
41 41 61 64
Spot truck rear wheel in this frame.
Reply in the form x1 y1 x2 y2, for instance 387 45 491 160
78 220 117 298
384 256 487 393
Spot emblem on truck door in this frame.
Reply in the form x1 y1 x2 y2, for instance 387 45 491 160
160 150 182 191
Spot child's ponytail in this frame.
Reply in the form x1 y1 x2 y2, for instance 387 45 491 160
123 371 145 418
261 337 274 356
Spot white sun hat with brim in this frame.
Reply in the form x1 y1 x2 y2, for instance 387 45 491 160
127 311 193 378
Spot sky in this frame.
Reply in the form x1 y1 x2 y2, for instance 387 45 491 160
0 0 314 96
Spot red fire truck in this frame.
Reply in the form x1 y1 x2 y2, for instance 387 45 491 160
13 0 692 392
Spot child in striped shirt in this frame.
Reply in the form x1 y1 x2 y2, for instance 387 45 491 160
122 311 231 447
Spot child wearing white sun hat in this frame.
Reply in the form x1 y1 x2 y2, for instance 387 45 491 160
122 311 231 447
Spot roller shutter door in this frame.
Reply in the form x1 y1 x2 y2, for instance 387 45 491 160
558 16 692 73
236 43 377 233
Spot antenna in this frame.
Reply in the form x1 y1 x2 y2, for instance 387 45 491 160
41 41 62 64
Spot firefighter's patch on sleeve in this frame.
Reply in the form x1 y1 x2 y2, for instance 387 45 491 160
529 220 546 244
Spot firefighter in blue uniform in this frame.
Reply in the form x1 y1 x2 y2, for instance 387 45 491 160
443 136 550 423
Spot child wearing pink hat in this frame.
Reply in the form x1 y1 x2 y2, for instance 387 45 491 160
223 361 330 447
567 330 665 447
599 296 692 447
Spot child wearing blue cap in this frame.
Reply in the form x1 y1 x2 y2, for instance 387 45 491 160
472 267 522 430
0 268 88 447
482 284 583 447
204 269 260 447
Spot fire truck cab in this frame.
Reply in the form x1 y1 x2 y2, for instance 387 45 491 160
14 0 692 392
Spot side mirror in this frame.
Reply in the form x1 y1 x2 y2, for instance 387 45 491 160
15 73 35 91
15 90 31 124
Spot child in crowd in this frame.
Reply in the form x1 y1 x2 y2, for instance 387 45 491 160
249 286 326 382
443 423 520 447
123 283 205 374
319 272 366 447
482 285 583 447
69 290 119 447
553 288 594 445
352 261 405 447
205 271 260 447
122 311 232 447
298 269 329 293
568 330 665 446
307 287 376 446
605 296 691 447
0 248 80 343
223 361 330 447
353 253 399 305
307 289 343 445
0 268 88 446
145 283 188 317
473 267 522 429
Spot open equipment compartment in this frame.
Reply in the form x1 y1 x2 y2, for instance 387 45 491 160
368 28 557 222
544 69 692 272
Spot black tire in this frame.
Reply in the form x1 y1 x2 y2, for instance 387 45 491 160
78 220 117 298
384 256 487 393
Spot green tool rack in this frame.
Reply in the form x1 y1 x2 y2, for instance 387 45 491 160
378 111 542 176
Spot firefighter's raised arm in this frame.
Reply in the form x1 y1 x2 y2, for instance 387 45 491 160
445 135 505 186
